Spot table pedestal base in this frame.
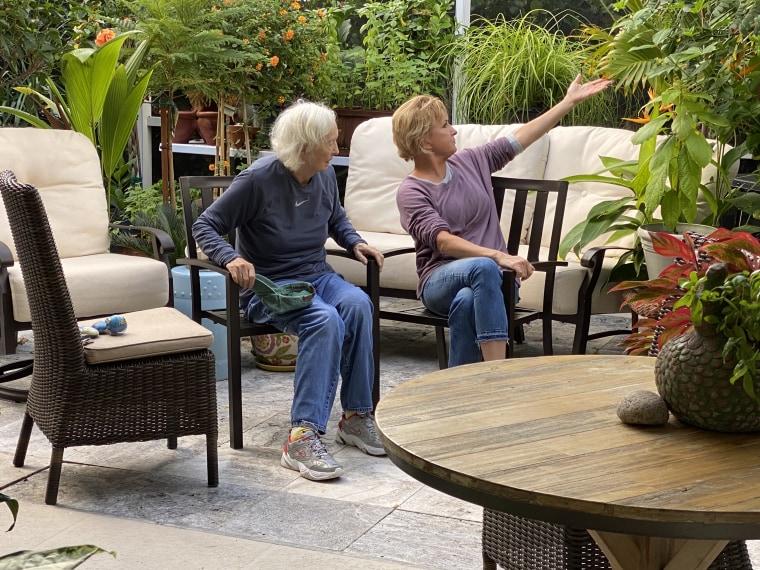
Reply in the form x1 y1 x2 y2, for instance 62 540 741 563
589 530 729 570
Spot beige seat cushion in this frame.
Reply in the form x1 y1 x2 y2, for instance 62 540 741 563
79 307 213 364
9 253 169 323
326 233 418 291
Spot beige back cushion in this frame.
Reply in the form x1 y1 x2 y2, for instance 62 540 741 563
345 117 549 238
0 128 109 260
542 126 736 256
542 126 641 254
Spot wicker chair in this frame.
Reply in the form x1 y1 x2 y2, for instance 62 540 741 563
0 170 219 505
482 510 753 570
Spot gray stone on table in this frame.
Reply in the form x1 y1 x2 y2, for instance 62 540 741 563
617 389 670 426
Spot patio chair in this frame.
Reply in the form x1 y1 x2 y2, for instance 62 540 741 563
375 177 568 367
177 175 380 450
0 128 173 356
1 170 218 505
482 510 753 570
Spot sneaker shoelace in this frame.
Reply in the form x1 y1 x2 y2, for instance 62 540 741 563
304 431 331 460
360 414 379 440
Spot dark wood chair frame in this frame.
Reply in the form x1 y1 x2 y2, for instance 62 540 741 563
177 176 380 450
555 245 636 355
374 177 569 368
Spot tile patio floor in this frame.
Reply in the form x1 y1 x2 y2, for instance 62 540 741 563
1 303 758 569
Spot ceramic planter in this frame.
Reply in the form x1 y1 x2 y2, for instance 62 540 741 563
637 223 716 279
655 324 760 432
251 332 298 371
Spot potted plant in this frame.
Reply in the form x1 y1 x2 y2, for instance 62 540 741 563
0 30 152 212
558 87 743 281
610 228 760 431
579 0 759 229
323 0 456 152
126 0 241 200
560 0 759 280
440 10 622 126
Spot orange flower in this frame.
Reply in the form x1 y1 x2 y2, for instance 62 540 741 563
623 109 651 124
280 9 287 15
224 0 231 4
297 15 306 23
258 30 266 40
320 52 327 61
284 29 294 41
292 1 300 9
278 95 286 104
95 28 116 47
270 55 280 67
317 9 325 18
209 163 216 171
255 62 263 71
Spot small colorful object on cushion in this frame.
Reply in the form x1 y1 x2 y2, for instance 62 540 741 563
91 315 128 335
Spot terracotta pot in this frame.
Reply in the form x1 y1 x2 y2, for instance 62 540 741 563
227 124 260 149
173 110 197 144
196 110 218 145
334 108 393 154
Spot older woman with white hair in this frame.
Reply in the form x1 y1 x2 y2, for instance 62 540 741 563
193 100 385 481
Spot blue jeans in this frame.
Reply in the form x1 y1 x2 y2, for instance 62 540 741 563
421 257 514 368
244 272 374 433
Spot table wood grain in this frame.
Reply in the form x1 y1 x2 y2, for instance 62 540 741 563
375 355 760 570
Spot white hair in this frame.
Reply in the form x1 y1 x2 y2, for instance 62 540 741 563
270 100 337 171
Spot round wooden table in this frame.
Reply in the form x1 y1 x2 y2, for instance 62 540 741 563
375 355 760 570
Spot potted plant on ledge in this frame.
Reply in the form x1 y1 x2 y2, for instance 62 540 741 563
611 227 760 432
323 0 456 153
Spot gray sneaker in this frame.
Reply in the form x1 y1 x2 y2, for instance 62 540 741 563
336 413 386 456
281 429 344 481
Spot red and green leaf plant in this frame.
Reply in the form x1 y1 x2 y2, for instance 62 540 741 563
610 228 760 356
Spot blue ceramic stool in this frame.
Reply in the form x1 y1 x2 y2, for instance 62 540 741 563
172 266 227 380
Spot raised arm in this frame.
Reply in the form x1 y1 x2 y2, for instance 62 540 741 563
513 74 612 150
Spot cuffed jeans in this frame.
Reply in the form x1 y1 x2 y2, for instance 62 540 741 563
421 257 513 368
244 272 374 434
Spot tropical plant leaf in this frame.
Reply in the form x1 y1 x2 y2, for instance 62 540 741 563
0 492 19 531
0 545 114 569
650 231 693 258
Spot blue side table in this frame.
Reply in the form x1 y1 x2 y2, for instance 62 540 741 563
172 266 227 381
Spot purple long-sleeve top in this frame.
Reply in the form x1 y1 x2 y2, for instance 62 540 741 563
396 136 521 297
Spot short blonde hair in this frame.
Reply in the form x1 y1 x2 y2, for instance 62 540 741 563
392 95 448 161
270 99 336 171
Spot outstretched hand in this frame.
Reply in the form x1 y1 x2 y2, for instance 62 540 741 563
564 74 613 105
